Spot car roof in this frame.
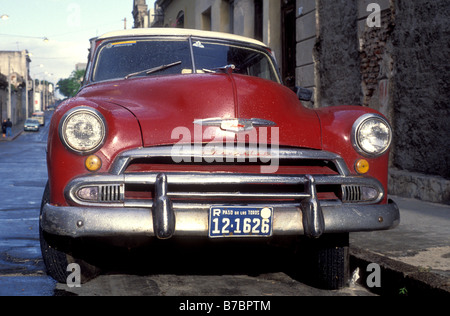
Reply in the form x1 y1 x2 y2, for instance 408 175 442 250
95 28 268 48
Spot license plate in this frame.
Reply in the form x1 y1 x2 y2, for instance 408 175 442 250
209 206 273 238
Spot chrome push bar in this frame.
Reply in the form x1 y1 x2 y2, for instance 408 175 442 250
41 147 399 239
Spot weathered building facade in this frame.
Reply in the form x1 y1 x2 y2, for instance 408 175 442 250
133 0 155 28
293 0 450 202
0 50 32 125
134 0 450 203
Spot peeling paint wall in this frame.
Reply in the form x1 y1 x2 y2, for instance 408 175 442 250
297 0 450 200
309 0 450 182
314 0 362 108
391 0 450 179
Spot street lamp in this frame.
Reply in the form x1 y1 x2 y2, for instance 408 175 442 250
0 14 9 21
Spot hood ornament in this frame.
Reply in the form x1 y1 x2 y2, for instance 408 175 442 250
194 118 276 133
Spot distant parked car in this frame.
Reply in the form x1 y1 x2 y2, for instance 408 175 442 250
24 119 40 132
32 112 45 126
40 28 399 289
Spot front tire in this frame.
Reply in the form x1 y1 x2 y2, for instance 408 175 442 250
39 182 101 284
297 233 350 290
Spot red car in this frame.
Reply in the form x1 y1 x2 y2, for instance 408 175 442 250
40 29 399 289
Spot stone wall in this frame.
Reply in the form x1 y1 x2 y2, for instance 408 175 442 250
359 7 394 113
314 0 362 108
389 169 450 204
309 0 450 202
391 0 450 180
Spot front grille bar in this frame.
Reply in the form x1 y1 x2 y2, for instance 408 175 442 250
167 192 311 200
66 172 384 207
110 146 351 177
100 184 122 202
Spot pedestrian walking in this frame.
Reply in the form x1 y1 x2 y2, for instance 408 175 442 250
6 118 12 138
1 119 6 138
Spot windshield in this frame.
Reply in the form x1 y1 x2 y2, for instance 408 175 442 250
93 39 192 82
92 37 280 83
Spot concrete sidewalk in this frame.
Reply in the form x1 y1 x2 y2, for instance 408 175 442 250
350 195 450 295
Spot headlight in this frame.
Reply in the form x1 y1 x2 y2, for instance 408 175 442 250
59 107 107 155
352 114 392 157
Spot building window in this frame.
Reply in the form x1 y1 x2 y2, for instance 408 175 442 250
282 0 296 88
254 0 263 42
176 11 184 28
229 0 235 34
202 7 212 31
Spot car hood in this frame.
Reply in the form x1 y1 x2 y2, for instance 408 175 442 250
78 74 322 149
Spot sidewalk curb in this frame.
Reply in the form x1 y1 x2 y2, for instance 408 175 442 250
350 247 450 296
0 130 23 142
389 168 450 204
11 130 23 141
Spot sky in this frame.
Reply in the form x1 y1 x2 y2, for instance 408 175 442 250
1 0 156 96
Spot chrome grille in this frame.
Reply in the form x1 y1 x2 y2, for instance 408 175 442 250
110 146 351 176
342 185 362 202
66 147 384 207
100 184 123 202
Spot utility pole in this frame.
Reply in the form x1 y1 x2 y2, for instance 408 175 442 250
7 56 11 121
123 17 127 30
24 51 29 119
25 63 28 119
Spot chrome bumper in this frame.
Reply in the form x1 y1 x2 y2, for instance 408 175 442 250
41 199 399 239
42 147 400 239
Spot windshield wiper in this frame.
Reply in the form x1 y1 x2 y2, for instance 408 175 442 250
125 61 182 79
202 64 237 74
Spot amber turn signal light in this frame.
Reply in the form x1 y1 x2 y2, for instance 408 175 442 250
355 159 370 174
85 155 102 172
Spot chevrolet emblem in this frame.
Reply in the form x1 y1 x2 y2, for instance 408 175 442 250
193 118 276 133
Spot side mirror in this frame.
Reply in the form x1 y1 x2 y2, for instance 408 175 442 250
295 86 313 102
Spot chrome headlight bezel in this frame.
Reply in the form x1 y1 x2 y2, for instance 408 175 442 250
58 106 107 155
351 113 392 158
